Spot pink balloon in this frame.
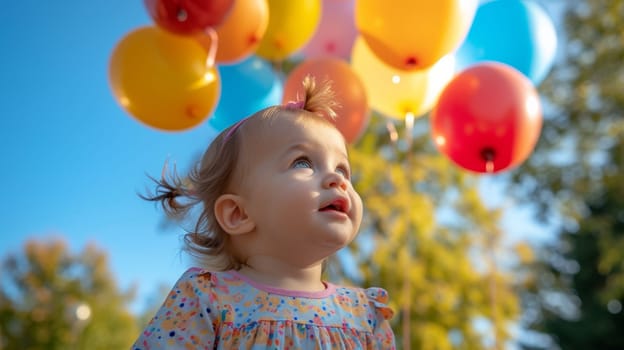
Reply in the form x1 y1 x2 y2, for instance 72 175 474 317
300 0 358 60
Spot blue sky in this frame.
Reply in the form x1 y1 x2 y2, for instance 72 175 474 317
0 0 216 311
0 0 561 315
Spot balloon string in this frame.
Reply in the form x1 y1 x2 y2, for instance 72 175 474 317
386 120 398 144
481 147 495 174
404 112 415 148
177 8 188 22
204 27 218 68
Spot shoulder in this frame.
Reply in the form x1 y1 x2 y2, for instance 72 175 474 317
179 267 211 283
132 269 222 348
162 268 228 306
173 268 242 295
158 268 217 311
363 287 394 320
335 285 394 320
172 268 253 304
172 267 216 294
158 268 245 322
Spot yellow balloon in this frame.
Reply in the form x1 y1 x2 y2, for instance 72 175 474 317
109 26 220 131
255 0 321 61
355 0 477 71
351 37 456 120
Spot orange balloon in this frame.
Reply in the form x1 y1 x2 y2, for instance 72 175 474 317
195 0 269 64
282 58 369 144
109 27 221 131
355 0 478 71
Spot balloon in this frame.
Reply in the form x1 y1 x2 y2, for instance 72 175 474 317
283 58 369 144
430 62 542 173
109 26 220 132
455 0 557 85
144 0 234 35
195 0 269 64
351 37 456 120
209 56 283 131
255 0 321 61
355 0 478 71
300 0 357 60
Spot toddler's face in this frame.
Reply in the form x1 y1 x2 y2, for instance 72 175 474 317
238 115 363 265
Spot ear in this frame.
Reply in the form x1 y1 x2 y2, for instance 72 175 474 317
214 194 255 235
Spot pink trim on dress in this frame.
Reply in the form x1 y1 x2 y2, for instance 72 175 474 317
228 270 336 299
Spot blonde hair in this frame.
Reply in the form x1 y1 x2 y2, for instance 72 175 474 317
142 75 340 270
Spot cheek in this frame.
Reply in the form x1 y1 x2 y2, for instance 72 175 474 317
273 183 317 210
352 192 364 220
286 187 317 209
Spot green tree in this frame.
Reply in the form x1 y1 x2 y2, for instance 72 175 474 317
512 0 624 348
511 0 624 221
520 142 624 349
0 238 138 350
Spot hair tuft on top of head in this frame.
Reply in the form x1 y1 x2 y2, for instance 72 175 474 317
296 75 340 120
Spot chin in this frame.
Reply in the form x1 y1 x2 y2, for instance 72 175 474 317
322 231 357 249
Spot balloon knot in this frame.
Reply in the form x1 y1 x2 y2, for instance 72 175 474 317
186 105 201 119
176 8 188 22
481 147 496 173
248 35 259 45
274 38 284 50
480 147 496 162
405 56 418 67
324 42 337 53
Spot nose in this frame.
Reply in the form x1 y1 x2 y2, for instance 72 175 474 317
323 171 348 190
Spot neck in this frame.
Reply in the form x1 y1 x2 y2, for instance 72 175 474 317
237 257 325 292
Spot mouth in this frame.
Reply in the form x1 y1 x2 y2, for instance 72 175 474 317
320 198 348 214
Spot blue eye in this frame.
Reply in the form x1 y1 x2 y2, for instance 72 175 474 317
292 157 312 169
336 166 350 179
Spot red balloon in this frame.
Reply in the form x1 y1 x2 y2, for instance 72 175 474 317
144 0 234 35
430 62 543 173
283 58 369 144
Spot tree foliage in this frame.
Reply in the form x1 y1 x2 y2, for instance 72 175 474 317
550 165 624 348
514 0 624 348
0 238 138 350
520 142 624 350
511 0 624 222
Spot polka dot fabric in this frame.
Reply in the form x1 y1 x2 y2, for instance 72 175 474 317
133 268 395 349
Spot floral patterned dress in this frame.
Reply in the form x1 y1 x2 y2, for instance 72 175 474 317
133 268 395 349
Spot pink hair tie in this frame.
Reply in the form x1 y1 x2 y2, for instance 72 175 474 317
223 118 247 142
284 100 305 109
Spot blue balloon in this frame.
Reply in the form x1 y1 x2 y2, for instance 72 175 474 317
209 56 283 131
455 0 557 85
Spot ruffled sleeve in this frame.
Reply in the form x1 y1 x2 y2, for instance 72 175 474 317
366 287 396 349
132 268 219 350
